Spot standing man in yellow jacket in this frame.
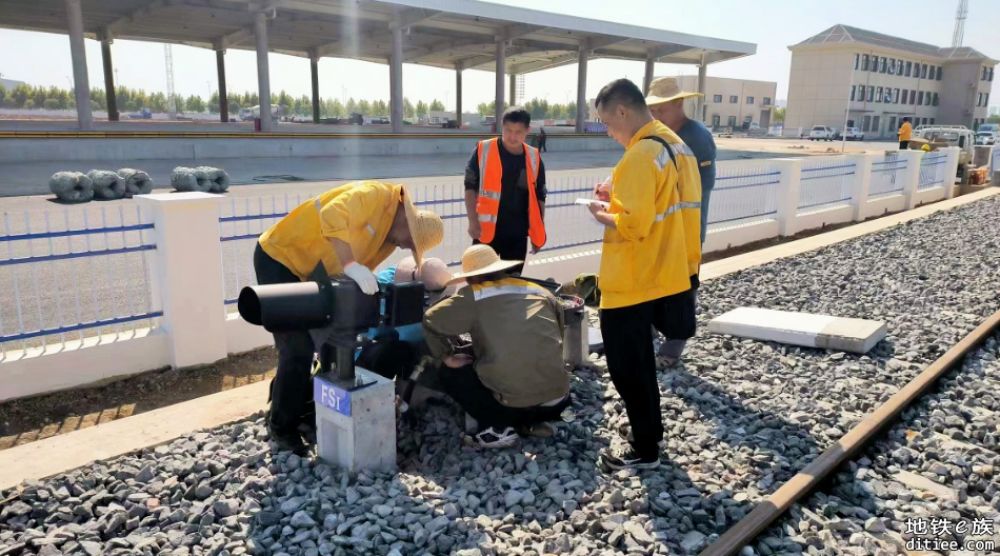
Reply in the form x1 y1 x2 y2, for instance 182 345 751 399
464 107 547 274
255 180 444 454
588 79 698 472
898 117 913 150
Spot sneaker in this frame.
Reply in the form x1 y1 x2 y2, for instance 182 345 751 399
600 445 660 471
475 426 519 448
267 420 309 456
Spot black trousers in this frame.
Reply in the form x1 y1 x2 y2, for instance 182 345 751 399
253 244 315 433
899 140 909 149
473 234 528 275
439 363 569 430
600 289 696 459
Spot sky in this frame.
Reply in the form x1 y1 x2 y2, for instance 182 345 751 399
0 0 998 110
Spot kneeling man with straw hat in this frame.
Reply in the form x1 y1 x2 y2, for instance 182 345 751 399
422 244 571 448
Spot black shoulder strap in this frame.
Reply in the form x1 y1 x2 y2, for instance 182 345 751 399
642 135 678 170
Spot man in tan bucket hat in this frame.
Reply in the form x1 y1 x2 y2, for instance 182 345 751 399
422 244 571 448
645 76 717 368
254 180 444 454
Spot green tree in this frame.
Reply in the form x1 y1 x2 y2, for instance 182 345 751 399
43 98 59 110
415 100 428 118
346 97 358 114
0 86 6 107
402 97 415 119
357 99 371 115
208 91 220 113
772 106 785 124
12 84 31 108
186 94 206 113
986 114 999 124
477 101 493 116
329 98 345 117
429 99 445 112
23 99 35 109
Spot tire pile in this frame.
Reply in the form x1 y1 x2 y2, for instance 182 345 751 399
47 167 230 203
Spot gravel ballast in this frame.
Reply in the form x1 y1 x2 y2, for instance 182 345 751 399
1 195 998 555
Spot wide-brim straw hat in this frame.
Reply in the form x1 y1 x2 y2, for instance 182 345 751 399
446 244 521 285
400 186 444 265
645 76 703 106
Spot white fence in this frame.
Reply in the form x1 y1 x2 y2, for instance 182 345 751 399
0 148 962 401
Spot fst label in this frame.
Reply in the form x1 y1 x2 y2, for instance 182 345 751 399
314 378 351 417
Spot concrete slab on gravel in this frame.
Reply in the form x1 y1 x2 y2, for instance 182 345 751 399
708 307 887 353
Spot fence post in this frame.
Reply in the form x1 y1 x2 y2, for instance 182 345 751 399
898 150 923 210
136 192 228 369
773 158 802 237
848 153 873 221
944 147 962 199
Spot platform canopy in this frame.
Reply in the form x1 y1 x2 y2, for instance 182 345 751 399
0 0 755 72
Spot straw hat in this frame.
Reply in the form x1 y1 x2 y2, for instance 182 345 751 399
400 187 444 265
446 244 521 285
645 76 703 106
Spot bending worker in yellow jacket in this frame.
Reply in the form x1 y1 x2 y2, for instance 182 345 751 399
587 78 698 472
255 180 444 454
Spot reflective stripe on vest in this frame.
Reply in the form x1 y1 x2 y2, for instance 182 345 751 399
472 283 551 301
654 201 702 222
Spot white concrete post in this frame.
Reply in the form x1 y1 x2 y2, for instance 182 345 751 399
254 12 273 132
897 150 923 209
944 146 962 199
773 158 803 236
643 57 655 94
494 38 506 130
575 45 589 133
848 153 874 221
136 193 228 369
65 0 93 131
389 21 404 133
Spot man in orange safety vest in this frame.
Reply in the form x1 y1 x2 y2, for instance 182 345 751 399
463 107 546 274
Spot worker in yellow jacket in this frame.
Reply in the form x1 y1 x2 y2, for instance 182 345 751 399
255 180 444 454
898 117 913 150
588 78 697 472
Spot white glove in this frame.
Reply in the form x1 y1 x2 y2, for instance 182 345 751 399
343 262 378 295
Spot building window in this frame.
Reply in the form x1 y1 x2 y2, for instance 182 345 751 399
862 54 870 71
990 67 995 81
930 118 935 125
905 61 912 76
918 91 924 105
872 115 880 132
746 96 754 104
984 66 989 80
762 97 771 106
729 95 738 103
711 114 721 128
894 88 900 104
872 56 880 72
932 92 939 106
727 116 737 127
876 87 883 102
888 59 896 74
889 116 896 132
901 89 908 104
867 86 875 102
862 115 871 132
979 93 984 106
850 86 856 101
854 53 860 69
879 57 886 73
986 93 990 106
713 94 722 103
921 64 928 78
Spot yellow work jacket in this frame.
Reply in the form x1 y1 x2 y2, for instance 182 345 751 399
599 119 694 309
258 180 402 280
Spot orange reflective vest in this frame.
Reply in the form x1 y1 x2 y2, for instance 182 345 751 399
475 138 547 249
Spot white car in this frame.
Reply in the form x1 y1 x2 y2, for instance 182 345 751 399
975 131 997 145
808 125 837 141
842 127 865 141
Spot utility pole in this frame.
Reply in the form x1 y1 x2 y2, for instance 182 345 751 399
952 0 968 47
